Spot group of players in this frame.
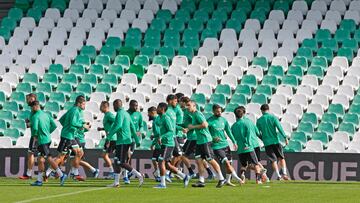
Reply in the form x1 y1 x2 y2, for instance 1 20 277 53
19 92 290 188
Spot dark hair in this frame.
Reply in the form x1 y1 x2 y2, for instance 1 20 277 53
234 106 246 119
29 100 40 107
212 104 222 111
113 99 122 107
166 94 177 102
26 93 37 99
175 93 184 101
180 96 191 103
129 100 138 105
101 101 109 106
75 95 86 105
260 104 269 111
148 106 157 112
158 102 168 111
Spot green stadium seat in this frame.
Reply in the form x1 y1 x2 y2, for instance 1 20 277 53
339 19 356 34
51 0 66 12
102 74 118 89
215 84 231 99
80 46 97 61
124 37 141 51
255 85 272 97
150 18 166 32
261 75 278 90
128 64 145 80
44 102 60 117
206 18 223 34
105 37 121 51
36 83 52 98
322 39 338 53
251 93 267 105
321 113 339 128
159 46 175 61
241 75 257 89
297 122 314 138
175 8 191 21
10 119 26 134
75 55 91 68
82 74 98 89
203 103 213 113
16 83 32 94
226 18 242 33
0 27 11 42
48 64 64 78
201 28 218 42
188 19 204 34
108 65 124 80
57 83 73 98
191 93 206 109
338 122 356 135
282 75 299 88
0 91 5 108
287 65 304 80
284 140 302 152
334 29 351 44
0 110 13 123
76 83 92 96
1 17 16 31
22 73 38 88
114 55 130 70
268 65 284 79
134 55 150 69
140 46 156 60
343 114 359 126
169 19 186 32
26 7 42 22
10 92 26 107
153 55 169 70
5 129 21 143
69 64 85 79
291 56 308 70
291 132 307 145
235 85 252 100
69 92 85 102
178 47 194 61
95 55 110 67
8 8 23 22
96 83 112 94
337 47 354 61
229 93 247 105
156 10 172 23
49 92 66 107
194 9 209 23
317 47 333 63
311 56 328 69
296 47 313 61
126 28 142 40
342 39 358 52
307 66 324 79
64 102 74 110
164 29 180 41
315 29 331 43
144 38 161 51
17 110 30 120
328 104 345 118
353 95 360 105
3 101 19 113
312 132 330 145
119 47 136 61
302 38 318 52
348 104 360 115
210 94 226 108
100 46 116 61
35 92 46 104
225 103 239 113
89 64 105 79
317 122 335 137
251 57 268 70
301 113 318 128
62 74 78 88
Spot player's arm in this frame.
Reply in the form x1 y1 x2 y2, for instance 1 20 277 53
49 116 57 134
274 117 287 139
138 113 146 135
130 121 140 147
107 112 123 139
188 113 208 130
152 120 160 146
163 116 175 137
243 125 251 150
175 108 184 131
59 111 67 126
224 120 236 144
31 116 39 138
70 110 84 128
256 120 263 139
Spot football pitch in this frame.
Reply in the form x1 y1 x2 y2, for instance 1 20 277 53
1 178 360 203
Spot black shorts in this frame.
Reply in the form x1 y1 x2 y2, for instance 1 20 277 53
183 140 197 157
28 136 38 153
159 145 174 162
254 147 261 161
214 146 232 164
176 137 185 145
195 142 214 161
238 151 259 168
129 142 135 154
103 140 116 154
114 144 132 164
57 137 79 154
75 138 86 149
172 138 183 157
265 143 284 162
37 143 51 158
152 148 162 161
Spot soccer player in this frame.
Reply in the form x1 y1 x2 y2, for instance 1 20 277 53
51 96 90 180
98 101 116 179
186 100 226 188
232 106 262 184
256 104 290 180
19 93 37 180
148 106 161 182
207 104 243 186
29 101 67 186
125 100 145 183
181 97 214 179
154 103 189 189
107 99 144 188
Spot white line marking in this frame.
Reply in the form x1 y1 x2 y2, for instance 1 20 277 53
15 187 108 203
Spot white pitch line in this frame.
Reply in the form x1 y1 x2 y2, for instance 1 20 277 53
15 187 108 203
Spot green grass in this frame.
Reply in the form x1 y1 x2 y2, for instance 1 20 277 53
1 178 360 203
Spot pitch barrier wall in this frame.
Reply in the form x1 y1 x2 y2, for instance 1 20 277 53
0 149 359 181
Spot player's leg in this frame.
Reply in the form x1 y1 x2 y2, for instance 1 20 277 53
265 145 281 180
102 141 114 179
219 147 242 185
31 156 45 186
20 137 37 179
182 140 196 177
248 151 262 184
254 147 269 182
163 147 189 187
274 144 290 180
155 157 167 188
119 144 144 187
78 143 99 178
123 142 135 184
201 143 225 188
192 145 208 187
151 148 161 181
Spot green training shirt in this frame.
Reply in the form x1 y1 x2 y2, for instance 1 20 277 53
231 117 255 154
108 108 140 145
207 115 236 150
256 112 286 146
244 116 261 148
103 111 116 141
181 108 196 140
30 110 57 145
158 113 175 147
191 111 212 145
59 106 84 140
151 115 161 149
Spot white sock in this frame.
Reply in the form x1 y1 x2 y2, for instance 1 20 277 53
114 173 120 185
56 168 63 177
177 171 186 179
70 167 75 174
124 170 128 177
199 176 205 183
73 168 79 176
160 176 166 186
37 172 43 182
226 174 231 183
109 166 114 173
155 169 160 177
89 166 96 173
26 169 32 177
217 172 225 181
231 171 241 181
275 169 281 178
282 167 287 175
46 168 53 177
131 169 142 178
